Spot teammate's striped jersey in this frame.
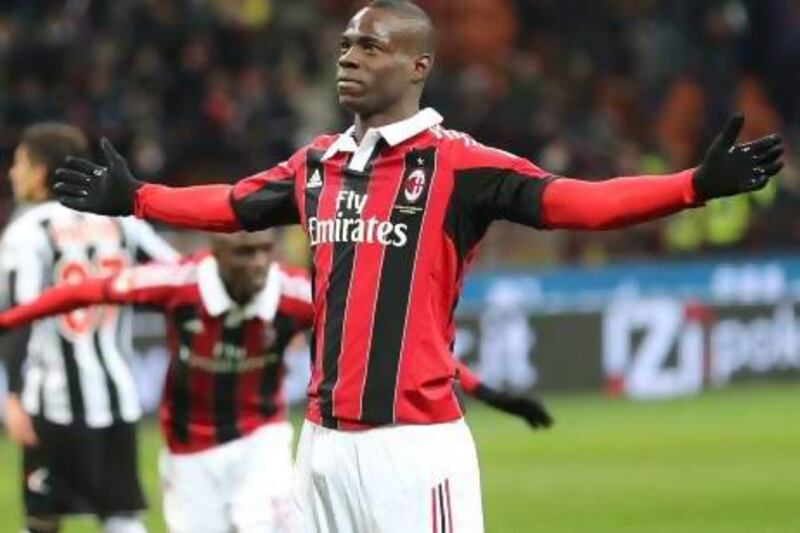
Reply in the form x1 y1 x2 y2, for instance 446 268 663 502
0 201 178 427
0 255 313 453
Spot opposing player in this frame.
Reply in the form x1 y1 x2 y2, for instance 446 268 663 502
0 229 552 532
1 123 178 533
52 1 784 531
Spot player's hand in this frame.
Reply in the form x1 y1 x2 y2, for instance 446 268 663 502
4 395 38 446
692 113 784 201
474 384 554 429
53 138 143 216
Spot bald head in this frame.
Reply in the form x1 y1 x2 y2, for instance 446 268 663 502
364 0 436 55
338 1 436 120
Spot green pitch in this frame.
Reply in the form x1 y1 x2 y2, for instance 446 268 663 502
1 383 798 532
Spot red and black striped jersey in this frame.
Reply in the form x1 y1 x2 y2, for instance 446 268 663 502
134 108 697 428
236 109 542 428
0 255 313 453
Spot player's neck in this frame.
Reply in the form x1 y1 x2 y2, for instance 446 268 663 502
26 190 51 203
353 101 420 142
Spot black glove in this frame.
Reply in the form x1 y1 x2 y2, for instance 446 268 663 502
474 384 554 429
53 138 143 216
692 113 783 201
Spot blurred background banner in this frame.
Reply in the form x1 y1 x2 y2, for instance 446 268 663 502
460 255 800 312
0 250 778 419
455 255 800 399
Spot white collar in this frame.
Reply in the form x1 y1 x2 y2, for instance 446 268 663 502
197 256 282 322
321 107 443 161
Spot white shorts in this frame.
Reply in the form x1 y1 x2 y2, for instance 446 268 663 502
159 422 295 533
292 418 483 533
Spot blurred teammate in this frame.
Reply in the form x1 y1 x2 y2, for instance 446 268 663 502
52 1 784 531
0 231 552 533
1 231 309 532
1 123 178 533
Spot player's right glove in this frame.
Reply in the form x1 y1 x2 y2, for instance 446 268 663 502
692 113 784 201
53 138 143 216
474 384 554 429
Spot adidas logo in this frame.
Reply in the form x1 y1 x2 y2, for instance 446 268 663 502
307 169 323 189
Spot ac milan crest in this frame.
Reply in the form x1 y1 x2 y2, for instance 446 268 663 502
404 169 426 203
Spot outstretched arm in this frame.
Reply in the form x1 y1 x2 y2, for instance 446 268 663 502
540 169 697 230
134 184 241 232
541 114 782 230
54 139 300 232
0 262 188 331
453 114 783 233
0 278 108 330
456 360 553 429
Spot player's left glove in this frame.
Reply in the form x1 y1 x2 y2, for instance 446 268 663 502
474 384 554 429
692 113 784 201
53 138 143 216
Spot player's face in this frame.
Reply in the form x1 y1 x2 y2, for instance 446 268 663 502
337 8 424 116
214 232 275 304
9 144 48 202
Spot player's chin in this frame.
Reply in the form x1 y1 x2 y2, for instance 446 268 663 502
338 94 371 114
246 280 266 295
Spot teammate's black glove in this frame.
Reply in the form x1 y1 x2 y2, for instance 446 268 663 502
53 138 143 216
692 113 783 201
474 384 554 429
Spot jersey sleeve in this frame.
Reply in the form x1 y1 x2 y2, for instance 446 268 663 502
133 147 305 233
445 138 554 260
449 137 700 234
1 270 31 394
0 218 49 392
0 261 192 329
134 184 242 232
276 266 313 330
103 261 195 307
122 217 180 264
3 328 28 393
0 278 107 329
0 221 50 305
230 149 305 231
451 139 555 230
454 359 482 396
539 169 698 230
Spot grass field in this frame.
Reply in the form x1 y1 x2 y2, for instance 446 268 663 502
1 383 799 532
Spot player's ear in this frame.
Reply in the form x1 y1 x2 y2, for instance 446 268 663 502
411 53 433 84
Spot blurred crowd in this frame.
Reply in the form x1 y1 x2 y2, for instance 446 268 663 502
1 0 799 267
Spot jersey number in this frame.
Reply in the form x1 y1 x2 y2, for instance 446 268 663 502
54 256 127 337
